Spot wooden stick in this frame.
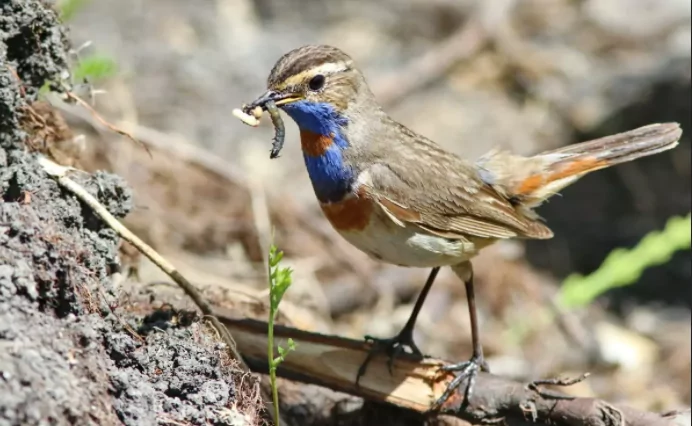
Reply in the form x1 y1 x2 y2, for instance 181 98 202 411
215 309 687 426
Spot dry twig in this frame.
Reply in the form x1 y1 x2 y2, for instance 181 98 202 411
35 157 250 375
57 84 152 157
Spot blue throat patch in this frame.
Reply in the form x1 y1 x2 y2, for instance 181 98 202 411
282 100 354 203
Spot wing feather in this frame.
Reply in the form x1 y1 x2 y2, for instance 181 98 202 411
358 133 553 241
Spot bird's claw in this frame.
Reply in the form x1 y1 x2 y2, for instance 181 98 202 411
355 331 424 386
431 353 489 411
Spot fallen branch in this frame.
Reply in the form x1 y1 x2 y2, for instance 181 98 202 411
214 309 688 426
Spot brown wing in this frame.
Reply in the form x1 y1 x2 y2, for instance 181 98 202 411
359 123 554 241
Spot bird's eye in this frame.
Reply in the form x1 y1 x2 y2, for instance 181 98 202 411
308 74 325 91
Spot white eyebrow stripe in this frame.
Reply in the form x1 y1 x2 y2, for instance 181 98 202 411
277 60 353 89
309 61 351 75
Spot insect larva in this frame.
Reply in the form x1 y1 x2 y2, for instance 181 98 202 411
232 107 259 127
250 106 263 120
264 100 285 159
233 100 285 159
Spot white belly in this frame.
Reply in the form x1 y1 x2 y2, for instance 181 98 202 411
335 208 480 268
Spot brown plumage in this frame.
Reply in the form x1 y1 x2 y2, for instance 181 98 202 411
241 44 683 409
359 120 682 243
261 47 681 246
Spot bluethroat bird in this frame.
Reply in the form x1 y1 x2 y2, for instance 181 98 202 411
239 45 682 407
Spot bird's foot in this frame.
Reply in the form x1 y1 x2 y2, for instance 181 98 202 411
431 353 489 411
355 330 424 386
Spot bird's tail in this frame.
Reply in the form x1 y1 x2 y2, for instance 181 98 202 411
477 123 682 207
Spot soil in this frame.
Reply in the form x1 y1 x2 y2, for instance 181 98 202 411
0 1 257 425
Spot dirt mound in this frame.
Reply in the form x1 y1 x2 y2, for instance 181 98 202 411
0 1 256 425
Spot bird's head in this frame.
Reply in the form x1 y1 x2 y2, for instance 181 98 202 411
248 45 375 135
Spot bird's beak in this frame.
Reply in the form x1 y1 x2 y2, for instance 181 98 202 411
247 89 302 110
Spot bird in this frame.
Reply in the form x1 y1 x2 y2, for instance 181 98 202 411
240 44 682 407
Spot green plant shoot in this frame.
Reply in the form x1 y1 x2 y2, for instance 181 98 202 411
559 212 691 309
38 53 118 96
267 244 296 424
502 213 690 346
71 54 118 83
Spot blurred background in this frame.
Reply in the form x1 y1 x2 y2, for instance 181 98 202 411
54 0 690 413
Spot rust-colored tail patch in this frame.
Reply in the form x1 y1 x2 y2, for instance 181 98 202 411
482 123 681 204
515 157 609 196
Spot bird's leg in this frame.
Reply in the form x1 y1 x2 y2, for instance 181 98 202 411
433 263 489 409
355 267 440 385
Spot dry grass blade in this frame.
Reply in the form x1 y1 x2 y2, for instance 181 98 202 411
59 84 152 157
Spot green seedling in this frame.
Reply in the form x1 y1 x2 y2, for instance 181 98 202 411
267 244 296 425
